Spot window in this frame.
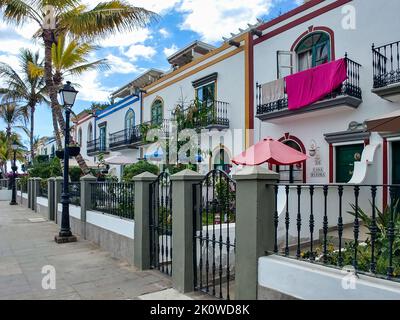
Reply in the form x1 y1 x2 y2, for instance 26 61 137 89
214 148 231 173
295 32 331 71
277 140 304 183
335 144 364 183
99 126 107 152
51 145 55 158
78 128 82 146
87 123 93 142
392 141 400 200
196 82 215 104
125 109 135 130
151 99 163 125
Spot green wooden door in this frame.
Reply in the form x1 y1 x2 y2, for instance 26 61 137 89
392 142 400 201
335 144 364 183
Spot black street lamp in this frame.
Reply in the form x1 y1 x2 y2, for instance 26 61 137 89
55 81 78 244
9 142 18 205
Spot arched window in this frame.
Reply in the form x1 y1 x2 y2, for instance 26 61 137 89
78 128 82 146
295 32 331 71
277 140 304 184
125 109 135 130
87 123 93 142
151 99 163 125
213 148 231 173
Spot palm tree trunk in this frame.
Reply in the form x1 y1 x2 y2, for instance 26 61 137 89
43 30 89 174
30 104 35 161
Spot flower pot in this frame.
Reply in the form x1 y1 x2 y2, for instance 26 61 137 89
55 150 64 159
68 146 80 157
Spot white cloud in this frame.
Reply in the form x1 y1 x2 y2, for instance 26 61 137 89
123 44 156 61
177 0 273 43
98 27 152 48
105 54 144 75
69 70 115 102
127 0 181 14
163 44 179 57
0 54 21 71
159 28 170 38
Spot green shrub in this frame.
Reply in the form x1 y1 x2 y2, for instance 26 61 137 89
69 167 83 182
28 157 62 179
122 160 159 182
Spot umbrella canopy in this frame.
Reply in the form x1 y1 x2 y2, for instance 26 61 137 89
144 144 164 162
232 137 308 166
68 158 97 168
104 153 135 165
366 109 400 133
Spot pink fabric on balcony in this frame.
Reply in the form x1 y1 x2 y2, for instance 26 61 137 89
285 58 348 111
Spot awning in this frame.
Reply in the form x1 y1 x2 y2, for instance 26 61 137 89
366 109 400 133
232 137 308 166
105 153 135 165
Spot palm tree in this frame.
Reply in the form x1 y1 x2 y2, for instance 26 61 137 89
0 122 25 173
0 0 156 174
30 35 110 151
0 49 48 161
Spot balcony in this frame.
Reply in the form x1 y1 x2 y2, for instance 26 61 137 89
372 41 400 102
109 120 170 151
173 100 230 130
87 138 109 156
256 56 362 123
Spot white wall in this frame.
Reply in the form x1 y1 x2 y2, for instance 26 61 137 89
259 255 400 300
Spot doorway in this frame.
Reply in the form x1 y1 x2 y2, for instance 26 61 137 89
335 144 364 183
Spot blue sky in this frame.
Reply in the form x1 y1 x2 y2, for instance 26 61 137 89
0 0 300 144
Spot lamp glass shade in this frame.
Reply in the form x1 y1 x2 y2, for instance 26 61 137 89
11 143 18 151
59 81 78 107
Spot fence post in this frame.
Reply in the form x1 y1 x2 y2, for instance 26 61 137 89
28 178 32 209
54 177 63 224
133 172 157 270
33 178 41 212
233 166 279 300
170 169 204 293
47 178 55 221
80 174 97 239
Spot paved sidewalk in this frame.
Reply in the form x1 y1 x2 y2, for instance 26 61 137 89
0 201 192 300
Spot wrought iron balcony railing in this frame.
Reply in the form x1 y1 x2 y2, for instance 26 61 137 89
256 55 362 117
373 41 400 89
109 119 170 150
173 100 230 130
87 137 108 154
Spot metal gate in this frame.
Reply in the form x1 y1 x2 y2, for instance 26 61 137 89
193 170 236 300
149 172 172 276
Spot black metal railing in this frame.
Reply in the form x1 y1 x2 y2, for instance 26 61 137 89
40 181 48 198
109 120 170 149
87 137 108 154
149 172 173 276
193 170 236 300
0 178 9 189
373 41 400 88
256 55 362 115
273 184 400 281
90 182 135 219
68 182 81 206
173 100 230 130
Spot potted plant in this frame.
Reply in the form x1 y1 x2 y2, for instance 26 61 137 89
55 149 64 159
68 143 80 157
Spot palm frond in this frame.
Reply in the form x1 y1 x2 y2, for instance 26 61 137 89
58 1 157 40
0 0 42 25
66 58 110 76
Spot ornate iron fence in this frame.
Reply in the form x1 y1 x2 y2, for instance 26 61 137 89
149 172 173 276
373 41 400 88
40 180 48 199
69 182 81 206
273 184 400 281
90 182 135 219
193 169 236 300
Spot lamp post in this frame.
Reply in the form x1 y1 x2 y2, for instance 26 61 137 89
9 142 18 205
55 81 78 244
